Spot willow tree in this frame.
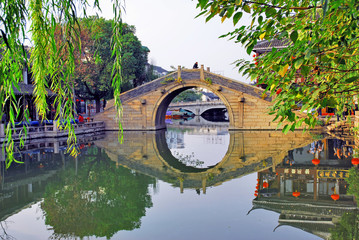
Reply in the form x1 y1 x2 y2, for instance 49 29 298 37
0 0 123 168
196 0 359 133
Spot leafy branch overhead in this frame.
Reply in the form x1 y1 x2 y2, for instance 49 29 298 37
196 0 359 132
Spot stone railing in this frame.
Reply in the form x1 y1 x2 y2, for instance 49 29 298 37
0 120 105 143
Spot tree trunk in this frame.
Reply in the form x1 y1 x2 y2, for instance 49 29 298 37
95 99 101 113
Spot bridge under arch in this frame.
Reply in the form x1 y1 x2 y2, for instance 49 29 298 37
168 100 227 116
94 66 289 130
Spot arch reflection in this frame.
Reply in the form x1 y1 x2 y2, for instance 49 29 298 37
94 129 315 193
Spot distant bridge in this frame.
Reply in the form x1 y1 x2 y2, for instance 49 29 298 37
166 116 229 128
168 100 226 116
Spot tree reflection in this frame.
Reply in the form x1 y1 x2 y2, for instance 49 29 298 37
330 210 359 240
347 167 359 200
41 146 156 239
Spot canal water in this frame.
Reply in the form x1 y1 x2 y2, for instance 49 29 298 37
0 119 357 240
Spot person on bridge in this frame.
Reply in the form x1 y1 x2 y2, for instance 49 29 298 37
193 62 198 69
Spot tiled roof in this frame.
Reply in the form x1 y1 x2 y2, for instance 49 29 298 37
253 39 289 52
13 83 55 96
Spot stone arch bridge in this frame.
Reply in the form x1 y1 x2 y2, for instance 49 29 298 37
168 100 226 116
95 65 285 130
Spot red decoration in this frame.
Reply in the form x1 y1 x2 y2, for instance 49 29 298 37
292 191 301 198
255 190 258 194
254 193 258 197
253 54 256 57
331 194 340 201
255 186 259 190
352 158 359 165
76 99 79 102
263 182 269 188
312 158 320 165
81 99 84 102
276 88 282 94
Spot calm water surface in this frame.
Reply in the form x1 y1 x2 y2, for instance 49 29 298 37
0 121 357 240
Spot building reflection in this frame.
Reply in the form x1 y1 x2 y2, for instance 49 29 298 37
0 133 105 221
251 137 357 240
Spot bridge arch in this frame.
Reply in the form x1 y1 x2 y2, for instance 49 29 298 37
152 81 234 129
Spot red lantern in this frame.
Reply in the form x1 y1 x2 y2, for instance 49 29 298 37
312 158 320 165
276 88 282 94
292 191 300 198
263 182 269 188
255 186 259 190
331 194 340 201
255 190 258 194
254 193 258 197
352 158 359 165
253 54 256 57
76 99 79 102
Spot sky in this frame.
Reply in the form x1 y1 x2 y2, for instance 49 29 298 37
91 0 253 83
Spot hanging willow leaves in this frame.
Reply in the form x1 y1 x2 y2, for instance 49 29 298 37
0 0 123 167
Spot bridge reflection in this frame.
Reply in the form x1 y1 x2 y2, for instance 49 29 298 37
94 130 314 194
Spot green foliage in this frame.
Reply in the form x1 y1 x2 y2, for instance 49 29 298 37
172 89 202 103
41 146 156 239
121 26 150 90
68 17 149 114
71 17 114 105
204 77 213 85
196 0 359 132
160 77 175 84
330 210 359 240
346 167 359 200
0 0 123 166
